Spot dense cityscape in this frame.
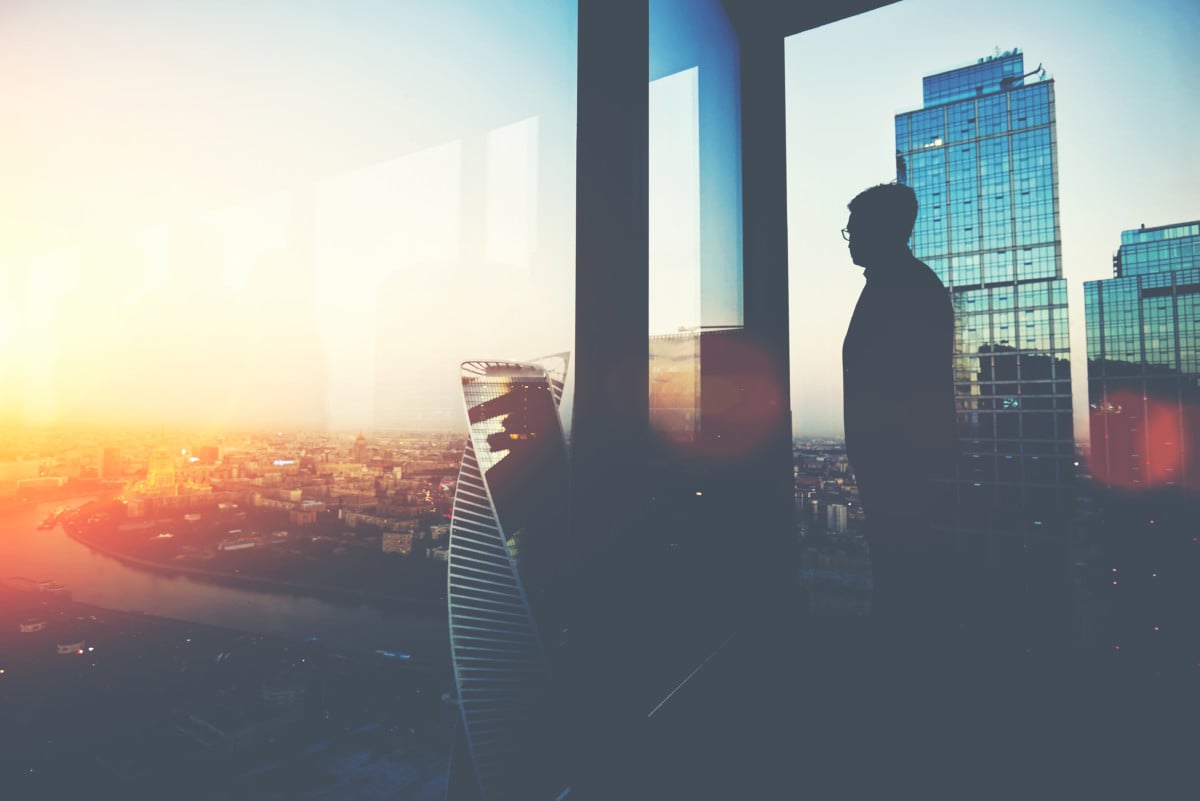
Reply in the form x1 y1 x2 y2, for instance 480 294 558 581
2 419 1196 797
0 428 466 799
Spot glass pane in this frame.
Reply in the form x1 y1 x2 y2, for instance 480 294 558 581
648 0 743 450
0 2 576 798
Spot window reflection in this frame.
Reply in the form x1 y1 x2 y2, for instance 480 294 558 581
650 67 701 335
1 2 576 798
648 0 743 448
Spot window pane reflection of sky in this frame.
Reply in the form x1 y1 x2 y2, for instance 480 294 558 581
649 0 743 336
3 0 577 433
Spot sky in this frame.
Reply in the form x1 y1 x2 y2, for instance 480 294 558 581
0 0 579 432
786 0 1200 438
1 0 1197 440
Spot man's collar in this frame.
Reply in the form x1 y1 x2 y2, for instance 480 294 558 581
862 251 916 281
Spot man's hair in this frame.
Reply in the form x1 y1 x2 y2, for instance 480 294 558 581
847 183 919 245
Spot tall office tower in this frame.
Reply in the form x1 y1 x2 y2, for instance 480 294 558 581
1084 221 1200 492
445 358 570 801
896 49 1074 526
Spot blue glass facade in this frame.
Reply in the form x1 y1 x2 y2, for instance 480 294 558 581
897 50 1074 523
921 50 1025 106
1084 222 1200 491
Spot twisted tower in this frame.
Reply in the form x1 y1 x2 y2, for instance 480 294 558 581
446 355 570 801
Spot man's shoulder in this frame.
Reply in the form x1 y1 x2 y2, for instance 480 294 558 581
906 259 951 304
882 255 944 291
909 256 946 286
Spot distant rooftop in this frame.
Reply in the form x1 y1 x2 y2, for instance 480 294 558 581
920 48 1046 108
925 48 1023 82
1120 221 1200 246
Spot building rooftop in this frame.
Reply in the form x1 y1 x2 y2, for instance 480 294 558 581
921 49 1027 106
1120 220 1200 246
923 47 1024 82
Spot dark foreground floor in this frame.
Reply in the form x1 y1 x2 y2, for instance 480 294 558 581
584 596 1198 801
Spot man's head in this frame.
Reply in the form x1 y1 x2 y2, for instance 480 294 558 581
845 183 918 268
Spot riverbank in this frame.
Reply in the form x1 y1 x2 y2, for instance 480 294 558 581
65 524 446 614
1 493 451 671
0 489 104 520
0 480 112 513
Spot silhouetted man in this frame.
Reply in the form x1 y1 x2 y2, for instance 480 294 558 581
842 183 957 648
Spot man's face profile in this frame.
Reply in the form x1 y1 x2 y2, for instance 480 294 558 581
846 211 865 267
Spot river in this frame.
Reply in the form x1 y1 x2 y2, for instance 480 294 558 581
0 496 449 660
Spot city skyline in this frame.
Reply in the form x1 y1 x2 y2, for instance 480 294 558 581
1 0 1196 439
786 0 1199 439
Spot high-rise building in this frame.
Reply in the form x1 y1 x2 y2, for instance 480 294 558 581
896 49 1074 525
195 445 221 465
446 357 570 801
1084 221 1200 492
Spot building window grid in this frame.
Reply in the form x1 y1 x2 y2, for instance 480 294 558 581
1051 279 1066 306
903 109 1058 288
977 94 1008 138
948 142 980 254
1088 232 1199 487
1009 83 1051 130
946 99 977 144
895 114 910 153
903 63 1073 499
1143 299 1177 371
1178 292 1199 374
1117 234 1200 277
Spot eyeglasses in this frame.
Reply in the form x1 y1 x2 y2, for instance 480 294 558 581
841 228 851 241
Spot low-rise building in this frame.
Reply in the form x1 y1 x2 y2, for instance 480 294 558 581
383 531 414 555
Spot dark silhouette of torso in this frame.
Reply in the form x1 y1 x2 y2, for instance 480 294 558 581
843 251 956 521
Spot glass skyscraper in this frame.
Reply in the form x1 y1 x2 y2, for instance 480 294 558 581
1084 221 1200 492
896 49 1074 525
447 357 571 801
